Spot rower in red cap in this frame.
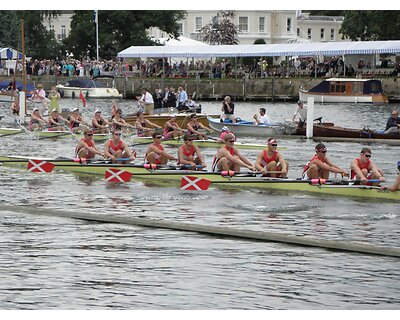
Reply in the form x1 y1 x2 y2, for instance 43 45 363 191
255 138 288 178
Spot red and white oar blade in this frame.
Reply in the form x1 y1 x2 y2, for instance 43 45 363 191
180 176 211 191
105 168 132 182
27 159 55 173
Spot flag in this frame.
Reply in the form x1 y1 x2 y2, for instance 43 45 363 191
27 160 55 173
180 176 211 191
296 10 302 18
93 10 98 23
105 168 132 183
79 91 87 108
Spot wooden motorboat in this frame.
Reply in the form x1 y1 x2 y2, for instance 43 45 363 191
299 78 389 104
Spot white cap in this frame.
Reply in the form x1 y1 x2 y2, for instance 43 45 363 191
52 108 58 112
33 107 39 112
72 108 79 112
221 126 229 132
95 109 101 113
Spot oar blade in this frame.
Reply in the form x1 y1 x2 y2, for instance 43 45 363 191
180 176 211 191
105 168 133 183
27 159 55 173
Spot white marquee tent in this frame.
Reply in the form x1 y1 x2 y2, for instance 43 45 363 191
0 47 23 60
118 40 400 59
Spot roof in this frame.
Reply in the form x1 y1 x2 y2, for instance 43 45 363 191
325 78 381 82
0 47 23 60
64 79 106 88
117 40 400 58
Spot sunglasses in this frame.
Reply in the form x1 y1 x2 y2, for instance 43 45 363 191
228 140 235 143
364 154 372 158
114 133 122 136
86 133 93 136
155 136 163 139
186 138 194 141
270 144 278 147
392 114 398 116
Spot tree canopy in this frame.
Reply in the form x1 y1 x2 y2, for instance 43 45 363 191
340 11 400 41
63 10 186 60
201 11 240 45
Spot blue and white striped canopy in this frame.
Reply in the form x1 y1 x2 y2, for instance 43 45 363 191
0 47 23 60
117 40 400 58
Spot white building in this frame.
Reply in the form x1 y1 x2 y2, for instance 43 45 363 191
296 12 344 42
43 11 74 42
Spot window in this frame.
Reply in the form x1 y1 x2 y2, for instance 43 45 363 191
195 17 202 32
297 28 300 37
330 29 335 40
287 18 292 32
307 28 312 39
61 25 66 40
259 17 265 32
320 28 325 40
239 17 248 32
177 23 183 35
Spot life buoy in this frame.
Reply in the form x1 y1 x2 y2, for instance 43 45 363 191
71 91 75 99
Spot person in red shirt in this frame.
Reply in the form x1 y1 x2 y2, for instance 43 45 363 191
302 143 349 179
104 130 136 164
145 130 177 165
211 133 255 172
75 128 104 160
255 138 288 178
350 147 385 185
177 134 206 169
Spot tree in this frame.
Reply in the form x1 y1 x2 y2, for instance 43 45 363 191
63 10 186 60
201 11 240 45
340 11 400 41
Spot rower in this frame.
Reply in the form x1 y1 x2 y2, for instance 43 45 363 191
91 109 109 134
110 108 134 131
75 128 104 160
163 115 183 139
69 108 89 133
186 113 213 140
219 126 235 141
48 108 68 131
28 108 47 131
350 147 385 186
382 161 400 191
211 133 255 172
145 130 177 165
178 133 206 169
255 138 288 178
104 130 136 164
302 143 349 179
134 110 161 137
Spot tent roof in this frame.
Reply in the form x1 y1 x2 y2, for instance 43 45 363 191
0 47 23 59
117 40 400 59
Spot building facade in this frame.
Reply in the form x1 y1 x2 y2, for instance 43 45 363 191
296 13 344 42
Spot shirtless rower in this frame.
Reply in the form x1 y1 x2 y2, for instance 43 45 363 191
302 143 349 179
255 138 288 178
75 128 105 160
350 147 385 185
145 130 177 165
211 133 255 172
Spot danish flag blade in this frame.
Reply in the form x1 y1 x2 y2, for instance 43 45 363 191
180 176 211 191
27 160 55 173
105 168 132 183
79 91 87 108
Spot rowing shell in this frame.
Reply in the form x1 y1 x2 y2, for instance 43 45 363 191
1 155 399 201
34 130 109 141
129 136 276 150
0 128 22 136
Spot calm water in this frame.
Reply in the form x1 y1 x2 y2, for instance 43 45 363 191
0 98 399 309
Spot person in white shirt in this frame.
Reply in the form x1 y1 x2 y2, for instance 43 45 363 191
176 86 188 111
140 88 154 115
253 107 270 125
292 100 307 128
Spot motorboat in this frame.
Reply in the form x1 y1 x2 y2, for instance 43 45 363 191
56 78 122 99
0 80 35 102
299 78 389 104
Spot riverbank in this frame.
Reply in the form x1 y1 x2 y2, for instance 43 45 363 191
3 75 400 102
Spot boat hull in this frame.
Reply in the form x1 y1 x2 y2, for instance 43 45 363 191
1 155 398 201
56 85 122 99
299 90 389 104
0 128 22 136
207 117 294 137
124 113 218 128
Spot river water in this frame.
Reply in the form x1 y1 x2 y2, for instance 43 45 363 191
0 98 399 310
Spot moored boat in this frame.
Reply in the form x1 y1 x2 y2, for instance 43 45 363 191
299 78 389 104
1 155 398 201
56 79 122 99
207 117 296 137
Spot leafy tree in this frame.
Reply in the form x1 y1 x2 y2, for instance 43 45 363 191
201 11 240 45
340 11 400 41
63 10 186 60
0 11 20 49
